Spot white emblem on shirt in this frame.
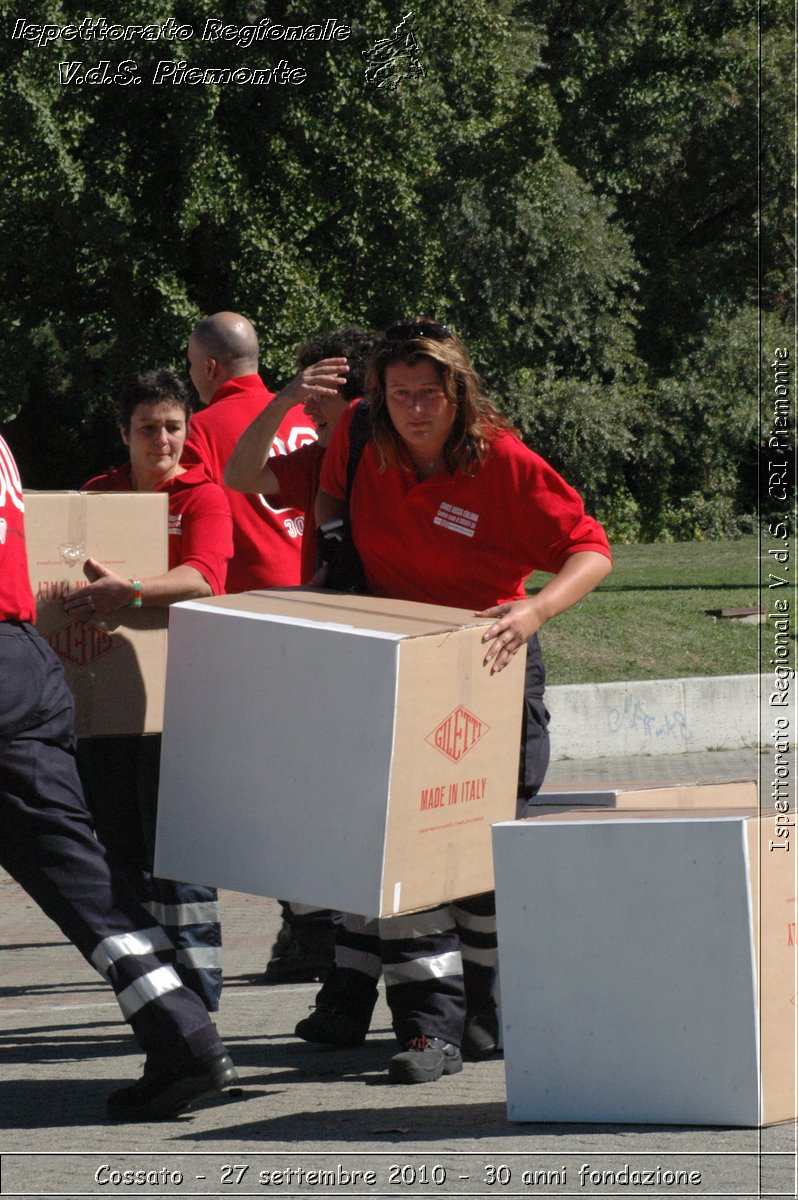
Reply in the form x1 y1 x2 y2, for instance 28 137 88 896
169 514 182 535
433 501 479 538
0 436 25 514
262 424 317 516
284 516 305 539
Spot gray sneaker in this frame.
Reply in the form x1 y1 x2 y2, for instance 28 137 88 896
388 1035 463 1084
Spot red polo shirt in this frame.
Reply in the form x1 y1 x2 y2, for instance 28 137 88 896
182 375 317 592
321 408 611 609
0 435 36 622
82 462 233 596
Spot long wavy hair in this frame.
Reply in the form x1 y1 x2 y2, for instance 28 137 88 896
365 326 516 475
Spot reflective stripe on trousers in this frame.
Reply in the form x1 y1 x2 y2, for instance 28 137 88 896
76 734 223 1012
338 906 465 1046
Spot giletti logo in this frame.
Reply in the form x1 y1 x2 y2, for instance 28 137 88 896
426 706 490 763
47 619 119 669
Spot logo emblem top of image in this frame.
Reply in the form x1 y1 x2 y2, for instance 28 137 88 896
363 11 425 90
426 706 490 763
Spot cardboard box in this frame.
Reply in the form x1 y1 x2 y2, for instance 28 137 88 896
24 492 169 737
493 808 796 1126
523 779 757 813
155 590 525 916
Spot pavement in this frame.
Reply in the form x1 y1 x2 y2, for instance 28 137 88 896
1 747 796 1199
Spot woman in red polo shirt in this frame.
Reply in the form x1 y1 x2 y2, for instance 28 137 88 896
63 369 233 1013
303 321 613 1084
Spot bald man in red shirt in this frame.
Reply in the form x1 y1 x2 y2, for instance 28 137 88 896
183 312 317 592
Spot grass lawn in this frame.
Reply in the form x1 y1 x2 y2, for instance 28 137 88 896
531 536 774 685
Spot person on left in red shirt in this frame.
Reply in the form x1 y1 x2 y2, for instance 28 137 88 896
0 432 238 1121
63 369 233 1014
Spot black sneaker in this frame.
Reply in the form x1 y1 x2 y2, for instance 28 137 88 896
462 1010 500 1060
106 1052 239 1121
388 1035 463 1084
261 932 335 984
294 1006 370 1046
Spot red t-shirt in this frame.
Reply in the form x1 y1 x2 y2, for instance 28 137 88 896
268 441 325 584
181 375 317 592
320 407 611 610
82 462 233 596
0 435 36 622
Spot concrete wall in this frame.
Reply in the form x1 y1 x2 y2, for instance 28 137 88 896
546 674 766 761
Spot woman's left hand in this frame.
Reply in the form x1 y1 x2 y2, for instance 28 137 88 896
476 597 542 674
477 552 613 673
62 558 136 625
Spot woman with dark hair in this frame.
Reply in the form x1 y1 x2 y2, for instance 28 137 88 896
63 368 233 1012
73 369 233 610
303 320 613 1084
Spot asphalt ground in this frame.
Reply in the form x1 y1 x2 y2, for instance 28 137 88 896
1 748 796 1199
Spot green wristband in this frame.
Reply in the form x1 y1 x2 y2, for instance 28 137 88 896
128 579 143 608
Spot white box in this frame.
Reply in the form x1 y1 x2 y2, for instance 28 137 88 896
493 808 796 1126
155 590 525 916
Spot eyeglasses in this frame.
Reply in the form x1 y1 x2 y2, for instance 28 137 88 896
384 320 454 342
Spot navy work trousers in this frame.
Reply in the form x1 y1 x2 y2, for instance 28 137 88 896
0 621 222 1067
77 735 223 1012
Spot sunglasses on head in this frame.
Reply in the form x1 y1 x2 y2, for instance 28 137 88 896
384 320 454 342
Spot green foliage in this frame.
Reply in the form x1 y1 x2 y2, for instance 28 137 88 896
502 303 791 542
502 373 649 538
529 0 785 372
651 307 791 538
0 0 787 543
445 152 639 384
2 0 643 485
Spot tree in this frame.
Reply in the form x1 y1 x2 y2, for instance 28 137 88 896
2 0 643 488
527 0 770 367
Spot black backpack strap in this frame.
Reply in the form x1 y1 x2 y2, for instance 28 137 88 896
345 400 370 506
316 401 371 592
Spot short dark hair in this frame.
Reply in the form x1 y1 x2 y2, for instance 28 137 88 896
116 369 192 433
295 325 377 402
